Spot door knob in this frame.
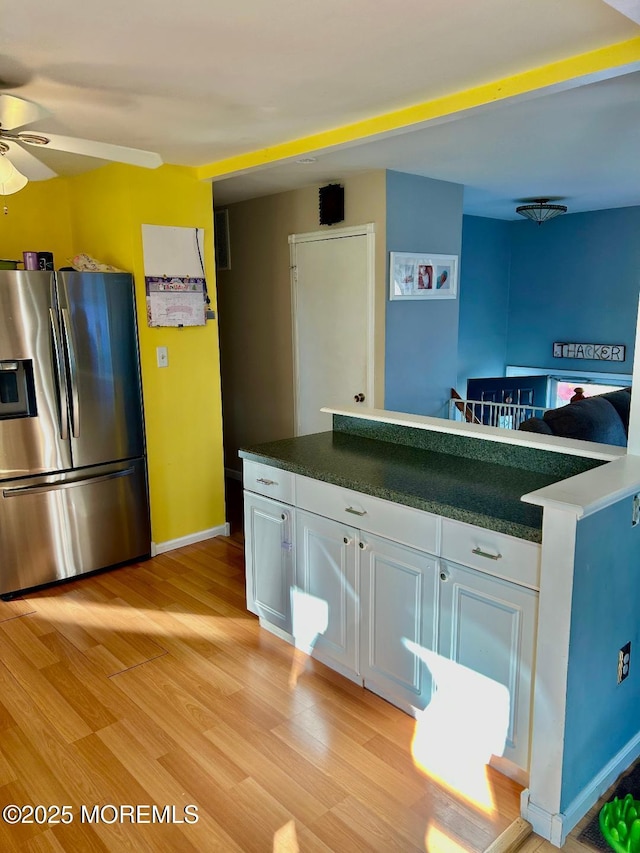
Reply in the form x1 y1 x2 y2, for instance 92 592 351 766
354 393 365 403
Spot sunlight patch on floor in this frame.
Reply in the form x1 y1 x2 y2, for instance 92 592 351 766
406 640 509 814
273 819 300 852
24 595 251 638
426 822 474 853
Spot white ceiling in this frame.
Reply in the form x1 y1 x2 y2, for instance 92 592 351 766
2 0 640 218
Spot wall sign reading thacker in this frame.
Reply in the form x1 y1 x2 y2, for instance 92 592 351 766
553 342 626 362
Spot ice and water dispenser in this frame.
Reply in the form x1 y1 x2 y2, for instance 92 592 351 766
0 360 36 418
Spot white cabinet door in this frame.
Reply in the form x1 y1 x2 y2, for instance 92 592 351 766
243 492 294 635
295 509 359 681
438 560 538 771
360 533 439 715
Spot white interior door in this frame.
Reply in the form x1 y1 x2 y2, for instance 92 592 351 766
290 224 374 436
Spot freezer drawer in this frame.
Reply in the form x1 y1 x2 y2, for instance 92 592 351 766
0 458 151 596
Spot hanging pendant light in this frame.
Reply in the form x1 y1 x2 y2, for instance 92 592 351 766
0 154 28 195
516 198 567 224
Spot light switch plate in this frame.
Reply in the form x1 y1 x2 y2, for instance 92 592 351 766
156 346 168 368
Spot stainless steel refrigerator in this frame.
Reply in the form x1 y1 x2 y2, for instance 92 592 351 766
0 270 151 597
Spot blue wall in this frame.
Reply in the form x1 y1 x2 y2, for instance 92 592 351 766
385 171 463 417
457 215 512 394
386 200 640 412
506 207 640 374
560 496 640 810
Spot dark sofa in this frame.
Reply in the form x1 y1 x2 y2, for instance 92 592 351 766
518 387 632 446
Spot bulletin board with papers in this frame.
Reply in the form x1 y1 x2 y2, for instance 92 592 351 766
142 225 207 327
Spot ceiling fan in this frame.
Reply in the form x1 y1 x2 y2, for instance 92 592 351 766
0 93 162 194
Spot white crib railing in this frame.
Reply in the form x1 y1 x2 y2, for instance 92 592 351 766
448 398 548 430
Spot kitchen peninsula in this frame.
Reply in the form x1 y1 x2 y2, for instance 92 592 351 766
239 406 640 848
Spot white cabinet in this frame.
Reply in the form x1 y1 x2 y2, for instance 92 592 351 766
360 533 439 714
243 492 295 636
438 560 538 771
441 517 540 590
242 459 540 774
295 509 359 681
296 474 440 554
244 460 296 505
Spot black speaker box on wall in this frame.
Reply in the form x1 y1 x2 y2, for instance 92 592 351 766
319 184 344 225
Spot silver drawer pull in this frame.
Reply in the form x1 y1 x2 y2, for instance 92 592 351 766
256 478 277 486
345 506 367 517
472 547 502 561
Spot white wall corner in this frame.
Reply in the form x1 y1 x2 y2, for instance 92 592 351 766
527 508 577 816
550 813 566 846
627 291 640 453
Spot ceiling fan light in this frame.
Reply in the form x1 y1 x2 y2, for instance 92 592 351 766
516 198 568 224
0 156 28 195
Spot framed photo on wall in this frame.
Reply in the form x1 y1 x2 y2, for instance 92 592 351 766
389 252 458 300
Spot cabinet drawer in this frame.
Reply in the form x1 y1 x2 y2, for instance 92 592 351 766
243 460 295 505
441 518 540 589
296 474 439 554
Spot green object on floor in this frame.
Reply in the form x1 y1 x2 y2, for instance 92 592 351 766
600 794 640 852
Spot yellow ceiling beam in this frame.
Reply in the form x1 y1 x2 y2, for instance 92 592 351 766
196 36 640 182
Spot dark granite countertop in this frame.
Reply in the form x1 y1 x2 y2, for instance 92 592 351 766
239 430 568 543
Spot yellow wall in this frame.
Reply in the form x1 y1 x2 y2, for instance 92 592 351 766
0 178 74 265
4 164 225 546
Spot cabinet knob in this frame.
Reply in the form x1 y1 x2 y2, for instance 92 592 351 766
439 568 450 582
354 393 365 403
358 541 369 550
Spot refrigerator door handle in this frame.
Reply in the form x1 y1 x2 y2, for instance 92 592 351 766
60 306 80 438
49 308 69 440
3 466 136 498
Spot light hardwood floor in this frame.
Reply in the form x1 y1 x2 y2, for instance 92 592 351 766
0 530 592 852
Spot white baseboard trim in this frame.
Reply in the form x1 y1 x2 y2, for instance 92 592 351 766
558 730 640 845
258 618 293 645
521 729 640 847
152 524 231 555
521 790 556 843
490 754 529 788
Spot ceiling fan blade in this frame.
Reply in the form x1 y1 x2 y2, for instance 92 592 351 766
0 94 49 130
29 133 163 169
6 142 58 181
